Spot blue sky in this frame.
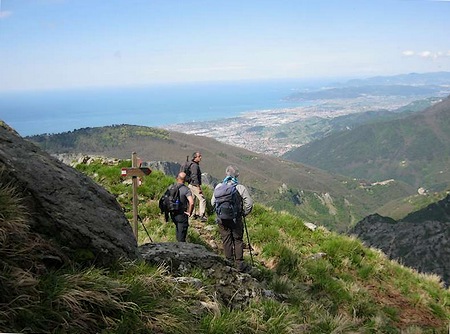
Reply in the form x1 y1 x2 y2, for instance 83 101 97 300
1 0 450 92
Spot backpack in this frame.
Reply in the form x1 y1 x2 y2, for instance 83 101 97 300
159 183 184 221
179 156 193 184
213 183 242 221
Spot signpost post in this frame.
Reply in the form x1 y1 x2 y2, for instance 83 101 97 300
121 152 152 241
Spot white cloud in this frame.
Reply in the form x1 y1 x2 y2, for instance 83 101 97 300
0 10 12 19
419 51 433 58
177 65 248 73
403 50 450 60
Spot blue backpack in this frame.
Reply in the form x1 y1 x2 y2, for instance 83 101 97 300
213 183 242 220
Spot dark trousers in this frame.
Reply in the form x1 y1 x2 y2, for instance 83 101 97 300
171 213 189 242
217 218 244 263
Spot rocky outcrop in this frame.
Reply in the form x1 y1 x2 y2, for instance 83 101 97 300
53 153 220 188
349 196 450 286
145 160 180 177
139 242 283 309
52 153 122 167
0 123 139 266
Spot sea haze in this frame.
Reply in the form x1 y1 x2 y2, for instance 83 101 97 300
0 79 323 136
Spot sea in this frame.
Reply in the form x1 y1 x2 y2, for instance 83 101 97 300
0 79 327 137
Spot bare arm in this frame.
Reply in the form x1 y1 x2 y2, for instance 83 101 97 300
186 195 194 216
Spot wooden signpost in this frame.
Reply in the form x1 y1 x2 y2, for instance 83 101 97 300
121 152 152 240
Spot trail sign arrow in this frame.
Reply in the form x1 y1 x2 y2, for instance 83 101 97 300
121 167 152 177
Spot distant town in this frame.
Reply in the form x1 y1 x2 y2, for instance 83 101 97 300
165 95 441 156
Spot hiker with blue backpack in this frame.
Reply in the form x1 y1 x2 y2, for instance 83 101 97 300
211 165 253 272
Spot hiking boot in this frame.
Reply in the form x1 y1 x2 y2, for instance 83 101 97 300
237 261 251 273
200 216 208 222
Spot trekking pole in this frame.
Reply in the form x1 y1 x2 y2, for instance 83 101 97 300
243 215 254 265
231 233 236 261
138 214 153 242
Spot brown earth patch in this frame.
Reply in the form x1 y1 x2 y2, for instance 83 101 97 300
367 284 445 329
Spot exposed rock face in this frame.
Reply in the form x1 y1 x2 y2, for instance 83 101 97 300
53 153 220 187
139 242 229 273
145 160 181 177
349 195 450 286
139 242 281 309
0 123 139 266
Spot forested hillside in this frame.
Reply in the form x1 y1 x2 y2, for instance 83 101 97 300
284 96 450 192
27 124 416 231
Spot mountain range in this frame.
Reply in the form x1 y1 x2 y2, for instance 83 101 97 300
3 72 450 332
168 72 450 157
283 96 450 192
341 71 450 87
26 124 416 232
284 84 441 100
20 72 450 232
285 71 450 100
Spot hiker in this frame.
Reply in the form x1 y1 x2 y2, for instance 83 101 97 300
188 151 207 222
169 172 194 242
211 165 253 272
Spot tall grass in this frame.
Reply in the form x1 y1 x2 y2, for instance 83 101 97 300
1 162 449 333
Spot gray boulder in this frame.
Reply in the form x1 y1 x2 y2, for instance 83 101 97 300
139 242 282 309
139 241 229 272
0 122 139 266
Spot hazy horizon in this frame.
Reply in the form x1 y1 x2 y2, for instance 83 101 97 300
1 1 450 92
0 78 321 136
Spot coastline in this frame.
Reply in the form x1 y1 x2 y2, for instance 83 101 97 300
0 79 314 137
163 95 432 156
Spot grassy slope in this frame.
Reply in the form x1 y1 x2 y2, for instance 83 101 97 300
27 125 415 231
1 162 449 333
283 96 450 192
376 190 450 221
27 125 346 194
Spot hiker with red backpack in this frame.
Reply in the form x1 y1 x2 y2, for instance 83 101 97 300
211 165 253 272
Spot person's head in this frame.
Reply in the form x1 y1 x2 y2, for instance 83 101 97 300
192 151 202 163
225 165 239 178
177 172 186 183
